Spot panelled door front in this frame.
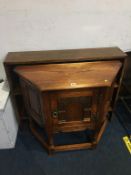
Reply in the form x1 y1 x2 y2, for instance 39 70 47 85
50 88 106 133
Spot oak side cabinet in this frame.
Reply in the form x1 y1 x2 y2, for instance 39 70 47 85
4 47 127 154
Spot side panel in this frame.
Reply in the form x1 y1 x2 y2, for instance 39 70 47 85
20 79 43 126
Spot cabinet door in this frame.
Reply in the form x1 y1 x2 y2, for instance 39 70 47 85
50 88 102 132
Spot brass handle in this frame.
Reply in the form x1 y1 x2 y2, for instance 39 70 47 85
53 110 66 118
53 111 58 118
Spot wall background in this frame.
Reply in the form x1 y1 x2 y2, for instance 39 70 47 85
0 0 131 78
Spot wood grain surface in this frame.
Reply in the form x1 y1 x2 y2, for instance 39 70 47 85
14 61 122 91
5 47 126 65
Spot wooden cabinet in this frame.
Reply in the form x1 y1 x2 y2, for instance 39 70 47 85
4 47 127 153
13 60 122 153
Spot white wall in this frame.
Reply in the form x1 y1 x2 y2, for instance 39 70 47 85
0 0 131 78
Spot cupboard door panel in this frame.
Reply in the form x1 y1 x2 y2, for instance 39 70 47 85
50 88 102 132
58 96 92 122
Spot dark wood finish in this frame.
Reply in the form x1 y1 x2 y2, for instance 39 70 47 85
5 47 126 65
123 52 131 81
4 47 127 153
14 60 122 153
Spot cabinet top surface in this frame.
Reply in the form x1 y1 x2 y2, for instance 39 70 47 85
14 61 122 91
5 47 126 65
